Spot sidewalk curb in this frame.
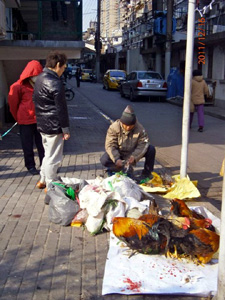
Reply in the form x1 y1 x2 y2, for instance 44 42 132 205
166 98 225 121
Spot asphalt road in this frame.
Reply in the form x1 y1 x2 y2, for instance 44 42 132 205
75 80 225 213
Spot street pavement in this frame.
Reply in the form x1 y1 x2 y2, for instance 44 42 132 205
0 84 223 300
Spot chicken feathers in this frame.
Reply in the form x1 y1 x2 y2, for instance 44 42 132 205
169 228 220 264
170 198 204 219
112 216 167 254
112 199 219 264
170 198 215 231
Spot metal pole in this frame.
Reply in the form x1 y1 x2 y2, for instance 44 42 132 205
180 0 195 178
95 0 101 82
216 165 225 299
165 0 173 81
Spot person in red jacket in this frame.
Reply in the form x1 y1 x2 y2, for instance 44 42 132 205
8 60 44 175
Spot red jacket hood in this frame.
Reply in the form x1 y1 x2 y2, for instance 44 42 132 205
19 60 43 83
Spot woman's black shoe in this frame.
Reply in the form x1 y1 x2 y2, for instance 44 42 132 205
28 168 39 175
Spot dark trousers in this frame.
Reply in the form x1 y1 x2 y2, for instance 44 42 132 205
100 144 156 175
76 77 80 87
19 124 44 170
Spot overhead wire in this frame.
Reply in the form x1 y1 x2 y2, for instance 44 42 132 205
83 0 97 31
195 0 217 17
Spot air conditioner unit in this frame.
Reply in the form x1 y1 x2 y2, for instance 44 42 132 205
0 0 6 39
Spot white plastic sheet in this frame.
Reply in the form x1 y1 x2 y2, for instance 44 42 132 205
102 207 220 296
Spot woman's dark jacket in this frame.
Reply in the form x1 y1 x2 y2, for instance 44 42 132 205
33 68 70 135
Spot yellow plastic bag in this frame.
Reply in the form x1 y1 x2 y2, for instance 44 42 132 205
139 172 172 193
163 175 201 200
220 159 224 177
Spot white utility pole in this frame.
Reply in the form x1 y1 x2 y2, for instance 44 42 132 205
180 0 196 178
95 0 101 82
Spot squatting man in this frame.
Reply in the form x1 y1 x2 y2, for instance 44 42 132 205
100 105 156 181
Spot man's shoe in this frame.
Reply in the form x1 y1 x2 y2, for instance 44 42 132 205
137 171 153 184
36 181 46 189
198 127 203 132
28 168 39 175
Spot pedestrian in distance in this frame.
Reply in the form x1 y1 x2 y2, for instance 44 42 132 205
190 69 209 132
100 105 156 181
75 67 82 88
8 60 44 175
33 51 70 190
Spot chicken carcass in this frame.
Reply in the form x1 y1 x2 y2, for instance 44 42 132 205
169 228 220 264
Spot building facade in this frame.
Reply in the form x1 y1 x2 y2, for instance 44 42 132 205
118 0 225 108
100 0 125 53
0 0 84 128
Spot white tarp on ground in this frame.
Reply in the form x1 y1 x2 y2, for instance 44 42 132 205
102 207 220 296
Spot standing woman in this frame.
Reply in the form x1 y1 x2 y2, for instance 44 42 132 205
190 69 209 132
33 51 70 190
8 60 44 175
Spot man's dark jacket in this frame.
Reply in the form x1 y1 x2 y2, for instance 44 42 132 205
33 68 70 135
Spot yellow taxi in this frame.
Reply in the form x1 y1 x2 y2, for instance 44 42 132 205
81 69 92 81
103 69 126 90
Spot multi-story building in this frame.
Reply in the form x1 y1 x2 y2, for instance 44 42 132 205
0 0 84 128
82 21 97 69
118 0 225 108
100 0 125 52
172 0 225 108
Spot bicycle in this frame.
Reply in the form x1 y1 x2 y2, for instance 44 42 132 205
63 81 75 101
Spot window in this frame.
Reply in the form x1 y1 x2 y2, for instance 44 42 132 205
131 72 136 80
110 71 126 77
138 72 162 80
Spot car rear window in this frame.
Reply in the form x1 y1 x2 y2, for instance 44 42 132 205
110 71 126 78
138 72 162 80
84 70 92 74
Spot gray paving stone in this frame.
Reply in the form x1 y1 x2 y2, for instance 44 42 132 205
0 84 217 300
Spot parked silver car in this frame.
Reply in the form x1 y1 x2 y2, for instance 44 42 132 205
120 70 167 101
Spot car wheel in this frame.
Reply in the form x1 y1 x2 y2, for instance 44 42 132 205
130 89 136 102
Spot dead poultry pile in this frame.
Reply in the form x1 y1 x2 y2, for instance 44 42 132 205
46 174 219 265
112 198 220 265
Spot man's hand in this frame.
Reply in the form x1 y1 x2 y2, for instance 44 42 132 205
63 133 70 140
115 159 123 168
128 155 135 165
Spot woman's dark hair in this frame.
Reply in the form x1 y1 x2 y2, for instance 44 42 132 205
45 51 67 68
193 69 202 77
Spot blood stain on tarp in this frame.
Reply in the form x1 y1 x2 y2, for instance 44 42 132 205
123 278 141 292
